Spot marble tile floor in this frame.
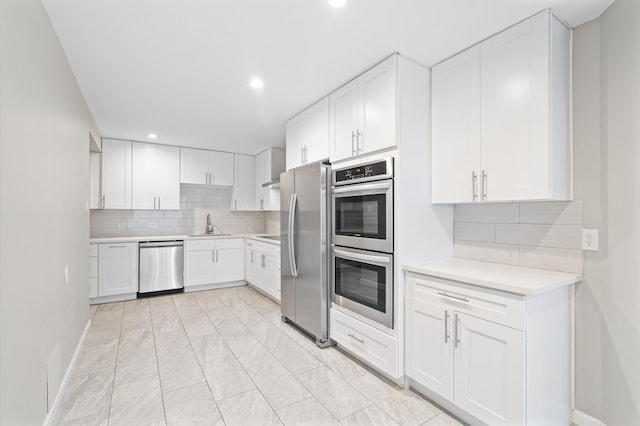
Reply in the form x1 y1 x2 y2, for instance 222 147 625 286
54 285 463 426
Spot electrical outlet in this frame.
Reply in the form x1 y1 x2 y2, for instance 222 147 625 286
147 222 159 229
118 221 125 230
582 229 599 251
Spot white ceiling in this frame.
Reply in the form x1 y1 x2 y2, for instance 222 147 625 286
42 0 613 155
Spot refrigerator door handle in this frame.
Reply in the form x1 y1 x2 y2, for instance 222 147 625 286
288 193 298 277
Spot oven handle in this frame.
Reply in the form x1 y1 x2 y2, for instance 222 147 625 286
332 181 392 194
288 193 298 277
333 248 391 264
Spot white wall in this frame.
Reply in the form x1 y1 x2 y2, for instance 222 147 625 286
573 0 640 423
0 0 100 424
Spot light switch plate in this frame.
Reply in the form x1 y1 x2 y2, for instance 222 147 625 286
582 229 599 251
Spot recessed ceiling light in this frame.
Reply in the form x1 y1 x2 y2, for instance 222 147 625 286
250 78 264 89
148 133 157 139
328 0 346 7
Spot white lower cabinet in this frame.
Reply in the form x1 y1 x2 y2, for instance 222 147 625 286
245 239 280 301
98 243 138 297
89 244 98 299
406 272 571 425
185 238 245 287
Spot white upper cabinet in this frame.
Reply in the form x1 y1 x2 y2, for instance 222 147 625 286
90 152 103 209
330 55 397 162
431 46 481 204
255 148 285 211
431 10 571 203
286 97 330 170
231 154 256 210
132 143 180 210
101 139 132 209
180 148 234 186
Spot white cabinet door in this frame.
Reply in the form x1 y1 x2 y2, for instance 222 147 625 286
231 154 255 210
286 112 305 170
329 80 358 162
358 55 397 155
90 152 102 209
209 151 234 186
214 248 245 283
101 139 132 209
246 247 257 283
132 143 180 210
305 97 330 164
185 249 214 287
480 12 550 202
454 312 525 426
180 147 210 185
131 142 156 209
156 144 180 209
98 243 138 296
264 254 280 298
432 46 481 204
406 298 454 400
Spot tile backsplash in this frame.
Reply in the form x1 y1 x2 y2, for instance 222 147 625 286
453 201 584 273
90 185 280 238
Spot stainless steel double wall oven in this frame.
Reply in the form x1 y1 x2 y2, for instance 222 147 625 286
331 158 394 328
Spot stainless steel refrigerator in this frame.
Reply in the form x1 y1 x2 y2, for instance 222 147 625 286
280 161 331 347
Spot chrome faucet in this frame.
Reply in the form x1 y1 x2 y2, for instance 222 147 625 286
206 214 214 234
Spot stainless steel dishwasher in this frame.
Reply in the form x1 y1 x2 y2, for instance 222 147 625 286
138 240 184 296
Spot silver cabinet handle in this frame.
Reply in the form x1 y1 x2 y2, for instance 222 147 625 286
333 248 390 264
347 333 365 344
351 131 356 155
158 196 160 210
260 199 264 210
261 254 265 268
212 249 215 263
216 249 219 262
437 291 469 303
454 314 460 348
357 130 363 154
444 310 450 343
109 245 126 248
250 251 254 263
482 170 487 200
101 194 105 209
235 199 237 210
304 146 308 163
472 171 478 201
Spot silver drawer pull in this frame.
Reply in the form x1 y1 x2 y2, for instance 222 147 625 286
437 291 469 303
347 333 365 344
109 245 126 248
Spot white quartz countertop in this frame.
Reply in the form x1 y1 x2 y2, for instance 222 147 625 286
403 258 582 296
90 234 280 245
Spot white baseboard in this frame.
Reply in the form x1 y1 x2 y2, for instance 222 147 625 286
42 319 91 426
573 409 606 426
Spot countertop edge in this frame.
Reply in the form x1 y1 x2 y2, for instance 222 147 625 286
90 234 280 246
403 259 582 296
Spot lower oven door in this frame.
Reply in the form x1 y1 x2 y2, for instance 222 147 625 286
331 246 393 329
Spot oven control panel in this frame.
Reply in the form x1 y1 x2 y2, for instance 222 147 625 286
333 158 393 185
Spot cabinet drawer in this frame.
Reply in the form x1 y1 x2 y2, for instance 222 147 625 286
330 308 398 377
215 238 243 250
89 257 98 278
185 239 212 251
407 273 525 330
89 244 98 257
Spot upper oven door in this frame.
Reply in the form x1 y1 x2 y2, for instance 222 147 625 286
332 179 393 253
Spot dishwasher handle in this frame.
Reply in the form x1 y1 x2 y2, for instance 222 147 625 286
139 240 184 248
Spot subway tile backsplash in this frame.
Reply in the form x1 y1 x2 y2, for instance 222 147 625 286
90 185 279 238
453 201 584 274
